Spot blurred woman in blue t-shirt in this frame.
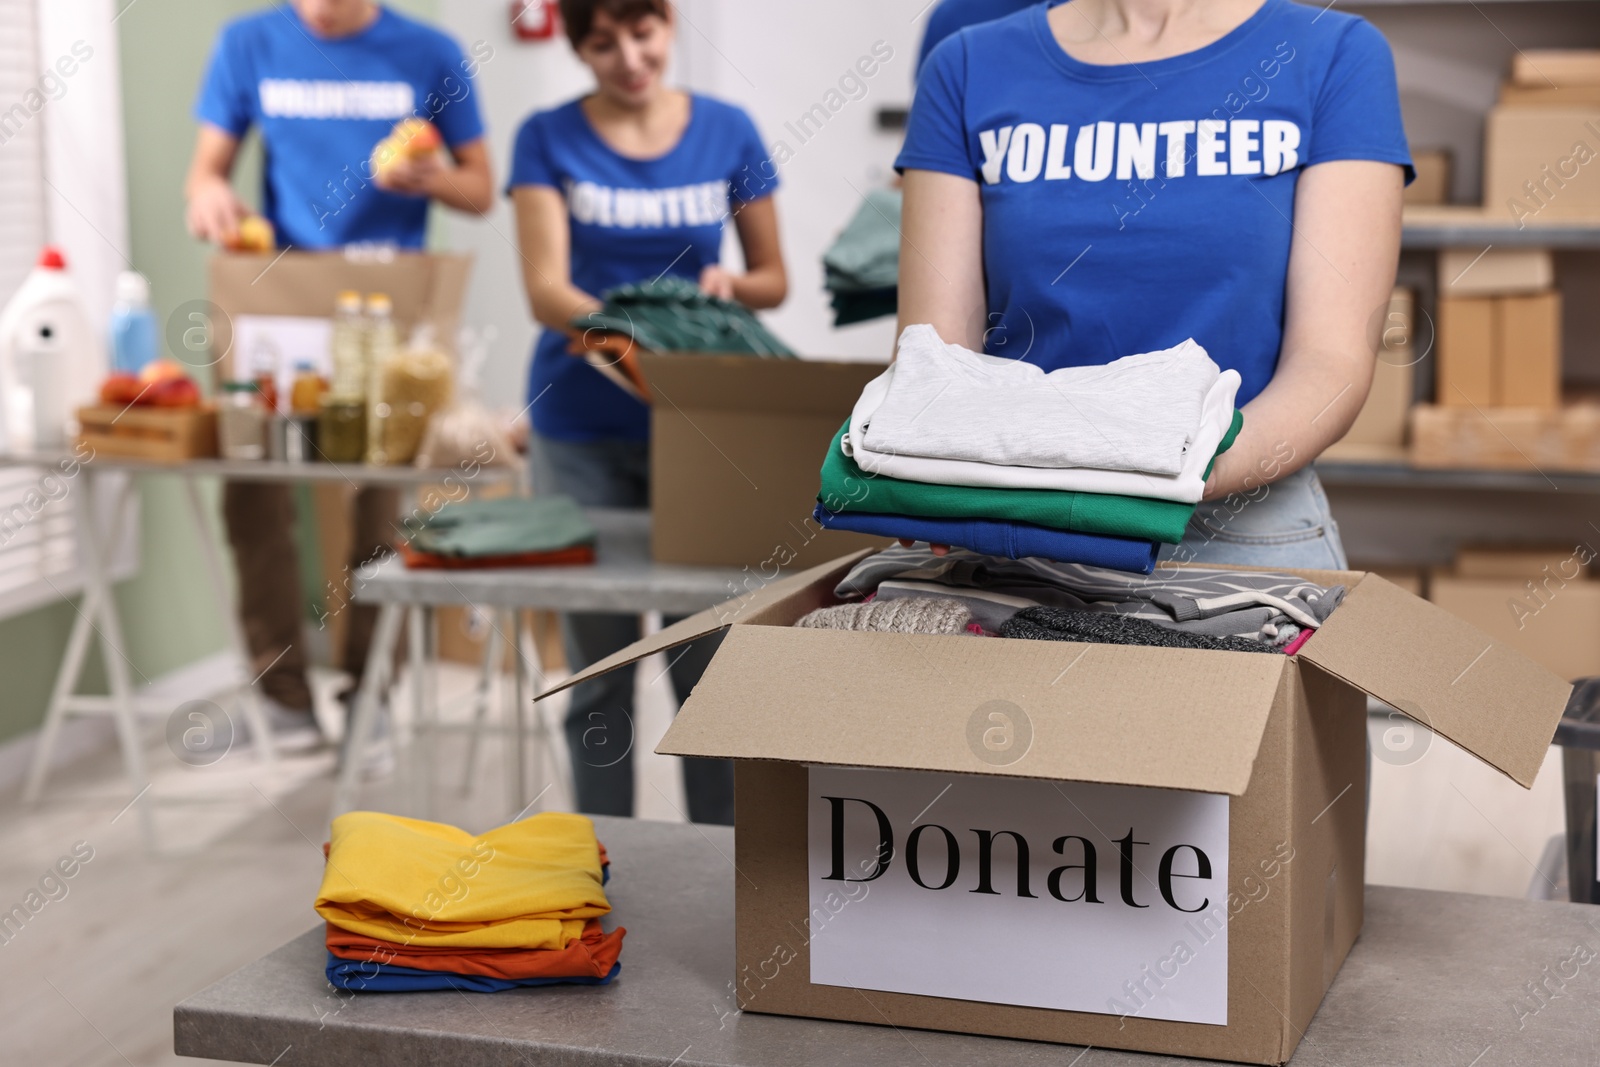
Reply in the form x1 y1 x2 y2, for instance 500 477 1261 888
507 0 788 826
897 0 1413 572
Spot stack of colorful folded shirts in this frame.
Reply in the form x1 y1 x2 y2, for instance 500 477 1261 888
814 324 1244 575
399 494 598 570
315 811 624 992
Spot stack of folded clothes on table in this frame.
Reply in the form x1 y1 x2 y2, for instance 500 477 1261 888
823 188 901 326
815 324 1243 574
316 811 624 993
399 495 597 569
817 543 1345 649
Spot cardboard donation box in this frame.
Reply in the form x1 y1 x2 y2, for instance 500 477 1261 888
540 551 1571 1064
206 252 472 386
636 353 888 569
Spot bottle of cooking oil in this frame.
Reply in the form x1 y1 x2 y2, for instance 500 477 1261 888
318 290 367 462
363 292 400 464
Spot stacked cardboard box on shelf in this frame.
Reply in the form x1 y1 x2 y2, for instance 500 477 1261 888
1411 239 1572 467
1483 49 1600 223
1403 149 1452 206
1428 544 1600 680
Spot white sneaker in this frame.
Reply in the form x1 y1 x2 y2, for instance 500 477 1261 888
242 697 325 754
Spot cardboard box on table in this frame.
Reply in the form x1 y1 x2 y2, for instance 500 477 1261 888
634 352 887 568
206 251 473 382
538 551 1570 1065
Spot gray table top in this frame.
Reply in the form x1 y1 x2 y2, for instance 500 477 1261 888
354 507 748 615
175 814 1600 1067
0 450 519 487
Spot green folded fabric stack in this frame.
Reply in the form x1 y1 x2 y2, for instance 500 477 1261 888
406 495 597 559
816 414 1244 545
575 276 795 357
823 188 900 327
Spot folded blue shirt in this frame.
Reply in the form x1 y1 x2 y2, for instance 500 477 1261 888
813 504 1158 575
326 954 621 993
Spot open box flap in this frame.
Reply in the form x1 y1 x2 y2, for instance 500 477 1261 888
533 548 876 701
638 353 886 417
1298 573 1571 787
657 625 1288 795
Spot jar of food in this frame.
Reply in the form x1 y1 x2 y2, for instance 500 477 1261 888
317 397 366 463
219 382 266 461
290 361 327 415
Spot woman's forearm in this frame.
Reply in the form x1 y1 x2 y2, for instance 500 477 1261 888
1204 343 1375 499
729 263 787 309
529 283 604 334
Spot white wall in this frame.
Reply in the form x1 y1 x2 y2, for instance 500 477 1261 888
436 0 931 406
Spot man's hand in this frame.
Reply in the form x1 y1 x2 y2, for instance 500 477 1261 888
698 264 737 301
186 174 250 245
374 154 448 198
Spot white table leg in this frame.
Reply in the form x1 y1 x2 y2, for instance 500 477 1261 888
518 615 564 805
510 610 528 817
405 604 433 818
24 469 137 806
459 608 505 798
73 469 154 845
180 475 275 765
329 602 402 822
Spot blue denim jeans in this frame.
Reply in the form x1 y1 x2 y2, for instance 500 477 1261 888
530 434 734 825
1157 466 1348 571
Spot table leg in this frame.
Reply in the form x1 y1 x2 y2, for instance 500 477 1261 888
406 604 433 818
330 603 403 822
74 469 155 845
510 610 528 817
459 609 504 797
519 616 565 806
180 475 275 765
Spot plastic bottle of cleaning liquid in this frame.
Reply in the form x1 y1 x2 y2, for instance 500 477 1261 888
109 270 159 375
0 247 106 452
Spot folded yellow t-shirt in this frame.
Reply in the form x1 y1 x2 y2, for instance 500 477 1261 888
315 811 610 949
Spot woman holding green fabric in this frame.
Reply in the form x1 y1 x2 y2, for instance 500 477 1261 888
877 0 1411 571
507 0 786 825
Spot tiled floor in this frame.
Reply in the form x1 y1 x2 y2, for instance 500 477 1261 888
0 659 1577 1066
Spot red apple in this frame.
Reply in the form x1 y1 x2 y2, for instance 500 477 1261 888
147 377 201 409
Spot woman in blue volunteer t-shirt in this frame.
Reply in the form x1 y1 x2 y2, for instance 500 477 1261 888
897 0 1413 570
507 0 787 825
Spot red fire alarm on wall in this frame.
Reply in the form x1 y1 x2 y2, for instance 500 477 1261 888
511 0 560 40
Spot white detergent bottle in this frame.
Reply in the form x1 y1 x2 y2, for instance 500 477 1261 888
0 247 106 452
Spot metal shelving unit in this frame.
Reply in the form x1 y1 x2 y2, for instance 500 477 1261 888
1315 459 1600 492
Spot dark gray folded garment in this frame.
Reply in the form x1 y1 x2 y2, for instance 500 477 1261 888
998 606 1283 654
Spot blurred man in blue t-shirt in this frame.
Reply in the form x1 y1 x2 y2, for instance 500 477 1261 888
183 0 492 750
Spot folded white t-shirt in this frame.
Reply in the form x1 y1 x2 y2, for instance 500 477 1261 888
860 324 1221 476
845 360 1241 503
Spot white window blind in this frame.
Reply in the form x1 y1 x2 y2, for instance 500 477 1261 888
0 0 132 621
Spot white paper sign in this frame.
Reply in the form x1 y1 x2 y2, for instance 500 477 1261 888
807 766 1230 1025
232 315 333 403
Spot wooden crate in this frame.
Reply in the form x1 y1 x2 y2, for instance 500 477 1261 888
76 405 218 461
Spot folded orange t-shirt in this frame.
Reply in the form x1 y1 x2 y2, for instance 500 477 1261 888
326 917 625 980
397 541 597 570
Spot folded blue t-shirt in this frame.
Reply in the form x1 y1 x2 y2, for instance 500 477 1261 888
326 955 621 993
813 505 1158 574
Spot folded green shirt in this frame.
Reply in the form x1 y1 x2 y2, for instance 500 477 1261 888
405 495 597 559
816 411 1243 546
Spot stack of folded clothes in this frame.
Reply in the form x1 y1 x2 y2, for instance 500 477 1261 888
815 324 1243 574
822 188 901 326
316 811 624 993
399 495 597 570
826 543 1344 649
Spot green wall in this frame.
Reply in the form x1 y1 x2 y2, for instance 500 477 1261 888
0 0 437 745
